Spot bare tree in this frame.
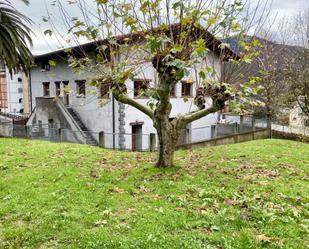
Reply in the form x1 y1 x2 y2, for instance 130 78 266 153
285 9 309 117
260 9 309 121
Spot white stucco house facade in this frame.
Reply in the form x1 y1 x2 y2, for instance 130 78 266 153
0 61 30 115
27 29 237 150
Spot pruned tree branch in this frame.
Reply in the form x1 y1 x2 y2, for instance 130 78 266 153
178 105 219 127
114 92 154 119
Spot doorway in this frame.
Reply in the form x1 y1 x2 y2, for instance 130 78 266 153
48 119 55 140
63 81 69 105
132 124 143 151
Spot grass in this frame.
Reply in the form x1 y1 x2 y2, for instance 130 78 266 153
0 138 308 249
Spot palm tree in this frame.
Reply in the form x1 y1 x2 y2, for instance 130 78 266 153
0 0 33 72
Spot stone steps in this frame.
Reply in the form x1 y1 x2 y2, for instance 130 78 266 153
66 107 98 146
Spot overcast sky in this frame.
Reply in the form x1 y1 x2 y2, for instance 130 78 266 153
14 0 309 55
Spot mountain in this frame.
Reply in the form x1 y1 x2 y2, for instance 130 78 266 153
224 36 308 84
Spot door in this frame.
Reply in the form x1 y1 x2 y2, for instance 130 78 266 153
48 119 55 140
132 125 142 151
63 81 69 105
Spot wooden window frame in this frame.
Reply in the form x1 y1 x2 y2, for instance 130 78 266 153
75 80 86 97
55 81 61 96
42 82 50 97
62 81 70 105
181 81 193 97
40 62 50 72
100 82 111 98
133 79 150 98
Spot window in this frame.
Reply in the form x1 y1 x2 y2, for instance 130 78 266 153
0 61 5 72
62 81 70 105
76 80 86 97
18 87 23 93
134 79 150 98
0 74 7 108
181 80 193 97
18 77 22 82
42 82 50 96
55 81 61 96
100 82 111 98
62 81 69 90
40 62 50 72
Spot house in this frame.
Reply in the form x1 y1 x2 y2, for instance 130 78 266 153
0 60 31 115
0 60 31 138
27 27 237 150
290 96 309 127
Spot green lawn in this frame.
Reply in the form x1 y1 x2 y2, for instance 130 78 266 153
0 138 308 249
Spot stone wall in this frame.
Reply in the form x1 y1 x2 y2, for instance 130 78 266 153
272 130 309 143
177 128 270 150
0 122 12 137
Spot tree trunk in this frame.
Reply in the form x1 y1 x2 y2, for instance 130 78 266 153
155 120 179 167
157 130 175 167
152 53 184 167
153 71 180 167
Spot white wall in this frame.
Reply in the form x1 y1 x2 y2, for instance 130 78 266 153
30 61 118 138
30 50 222 149
121 51 221 149
3 69 24 113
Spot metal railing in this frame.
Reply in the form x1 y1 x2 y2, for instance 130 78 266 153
0 115 270 152
0 111 29 121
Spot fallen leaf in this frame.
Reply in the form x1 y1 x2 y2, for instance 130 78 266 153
127 208 136 213
256 181 269 186
101 209 112 216
239 187 245 192
152 194 161 200
155 207 164 213
256 234 272 243
138 185 150 193
210 225 220 231
94 220 107 226
175 207 185 212
200 228 212 234
225 199 238 206
111 187 125 193
89 170 100 178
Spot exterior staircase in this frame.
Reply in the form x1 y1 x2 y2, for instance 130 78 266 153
66 107 98 146
0 111 29 122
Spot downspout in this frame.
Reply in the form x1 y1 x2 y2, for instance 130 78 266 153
29 69 33 111
8 70 12 113
112 95 115 149
118 102 126 150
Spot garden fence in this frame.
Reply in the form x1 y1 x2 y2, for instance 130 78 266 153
0 114 270 152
